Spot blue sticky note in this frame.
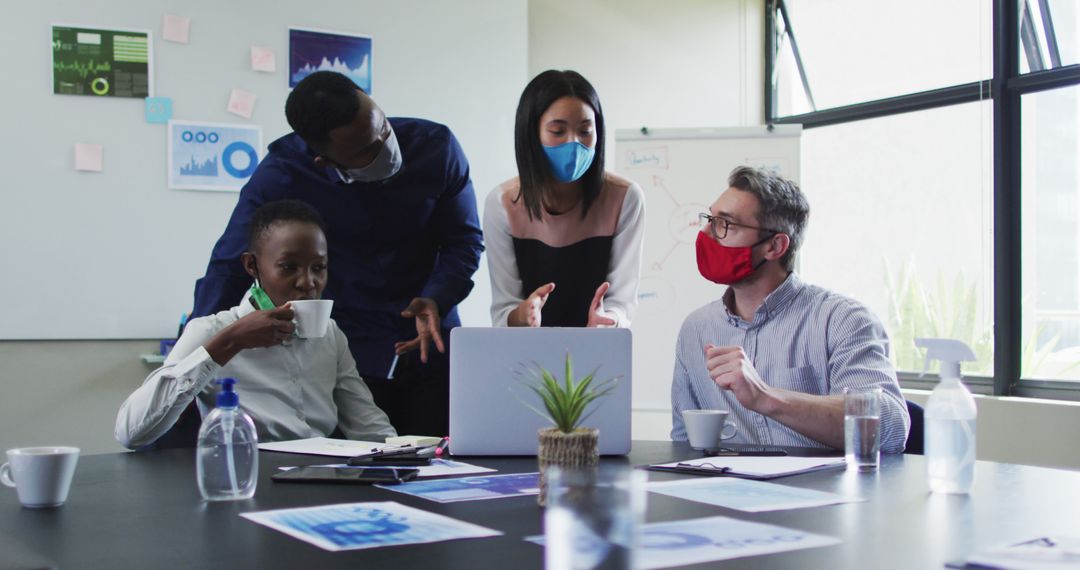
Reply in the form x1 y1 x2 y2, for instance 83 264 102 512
145 97 173 124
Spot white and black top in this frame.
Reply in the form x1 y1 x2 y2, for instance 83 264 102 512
483 172 645 327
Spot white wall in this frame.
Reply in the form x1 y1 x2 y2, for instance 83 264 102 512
2 0 522 339
528 0 763 136
0 0 526 454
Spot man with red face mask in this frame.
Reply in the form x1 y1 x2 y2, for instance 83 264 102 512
670 166 910 453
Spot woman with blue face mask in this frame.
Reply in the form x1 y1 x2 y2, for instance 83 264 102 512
483 70 646 328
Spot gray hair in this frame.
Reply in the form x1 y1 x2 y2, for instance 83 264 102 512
727 166 809 272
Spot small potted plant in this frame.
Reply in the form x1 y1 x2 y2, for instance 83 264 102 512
520 353 618 505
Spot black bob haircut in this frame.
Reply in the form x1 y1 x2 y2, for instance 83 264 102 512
514 70 605 220
247 199 328 251
285 71 365 148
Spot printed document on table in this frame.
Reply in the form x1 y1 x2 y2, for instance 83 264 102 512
259 437 387 457
278 459 497 478
378 472 540 503
525 515 840 569
242 501 501 552
648 477 862 512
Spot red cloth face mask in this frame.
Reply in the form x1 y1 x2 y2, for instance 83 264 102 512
695 231 771 285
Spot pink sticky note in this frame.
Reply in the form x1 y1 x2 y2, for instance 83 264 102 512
74 143 103 172
227 88 257 119
251 46 276 73
162 14 190 44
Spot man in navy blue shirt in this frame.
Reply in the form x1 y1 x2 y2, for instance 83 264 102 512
191 71 483 437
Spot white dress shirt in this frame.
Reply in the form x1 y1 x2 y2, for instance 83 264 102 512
116 295 396 449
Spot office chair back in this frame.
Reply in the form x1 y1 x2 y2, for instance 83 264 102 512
904 400 925 455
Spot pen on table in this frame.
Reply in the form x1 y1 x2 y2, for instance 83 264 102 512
708 450 786 457
673 463 731 475
434 437 450 458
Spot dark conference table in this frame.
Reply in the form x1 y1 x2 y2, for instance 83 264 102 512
2 441 1079 569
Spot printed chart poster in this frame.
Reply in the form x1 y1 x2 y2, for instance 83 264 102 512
168 120 262 192
289 27 372 93
52 25 152 98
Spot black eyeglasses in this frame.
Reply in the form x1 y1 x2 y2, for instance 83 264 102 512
698 213 780 240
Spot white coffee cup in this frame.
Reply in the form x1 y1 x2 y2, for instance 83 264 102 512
682 410 738 450
289 299 334 338
1 447 80 508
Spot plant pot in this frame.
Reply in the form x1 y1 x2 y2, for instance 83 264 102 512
537 427 599 506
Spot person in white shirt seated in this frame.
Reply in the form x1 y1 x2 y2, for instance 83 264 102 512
116 200 396 449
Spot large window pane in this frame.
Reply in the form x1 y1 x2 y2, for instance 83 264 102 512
775 0 991 116
1021 85 1080 381
1020 0 1080 72
798 101 994 377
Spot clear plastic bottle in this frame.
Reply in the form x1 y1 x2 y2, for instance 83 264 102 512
917 338 978 495
196 378 258 501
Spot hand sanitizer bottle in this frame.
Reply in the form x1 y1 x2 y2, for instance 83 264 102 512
916 338 978 494
196 378 259 501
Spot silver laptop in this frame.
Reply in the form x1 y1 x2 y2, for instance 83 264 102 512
449 327 632 456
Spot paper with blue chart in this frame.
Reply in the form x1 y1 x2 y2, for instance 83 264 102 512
167 120 261 192
526 515 840 569
648 477 861 512
289 27 372 93
241 501 501 552
379 472 540 503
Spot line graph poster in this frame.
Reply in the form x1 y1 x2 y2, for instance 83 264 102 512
52 24 152 98
289 27 372 93
168 120 262 192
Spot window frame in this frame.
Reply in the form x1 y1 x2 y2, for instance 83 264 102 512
765 0 1080 398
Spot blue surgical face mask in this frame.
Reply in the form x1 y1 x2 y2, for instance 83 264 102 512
543 141 595 183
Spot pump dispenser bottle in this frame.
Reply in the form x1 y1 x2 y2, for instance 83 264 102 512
196 378 258 501
916 338 978 494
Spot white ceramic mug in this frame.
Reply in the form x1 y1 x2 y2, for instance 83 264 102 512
682 410 738 450
1 447 80 508
289 299 334 338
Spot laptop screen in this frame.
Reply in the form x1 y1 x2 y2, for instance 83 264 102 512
448 327 633 456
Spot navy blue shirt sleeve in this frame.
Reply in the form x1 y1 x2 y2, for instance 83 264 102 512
418 131 484 316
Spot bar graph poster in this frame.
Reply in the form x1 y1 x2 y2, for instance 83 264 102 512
52 25 153 98
289 27 372 93
168 120 262 192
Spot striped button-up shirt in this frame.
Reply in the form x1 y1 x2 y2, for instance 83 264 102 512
670 273 910 453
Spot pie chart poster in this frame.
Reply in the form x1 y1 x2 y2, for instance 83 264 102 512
52 25 152 98
168 120 263 192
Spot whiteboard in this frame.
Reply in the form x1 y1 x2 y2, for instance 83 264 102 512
1 0 525 339
615 126 801 412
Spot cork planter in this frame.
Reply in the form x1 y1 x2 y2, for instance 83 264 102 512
537 427 599 506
